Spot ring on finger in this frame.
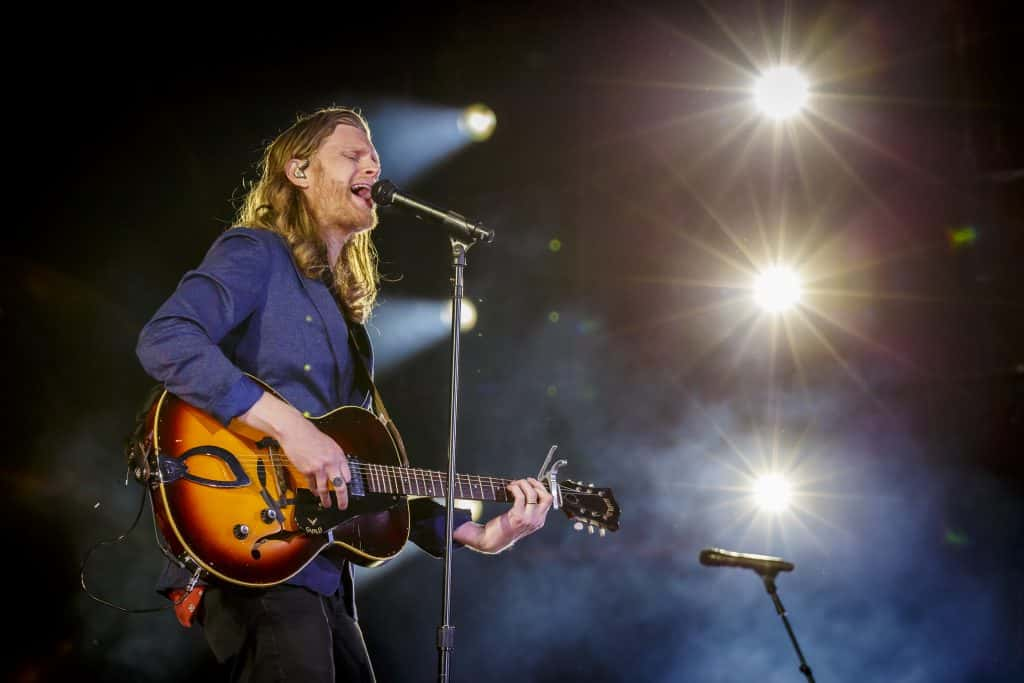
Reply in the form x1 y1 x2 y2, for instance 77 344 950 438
332 476 345 488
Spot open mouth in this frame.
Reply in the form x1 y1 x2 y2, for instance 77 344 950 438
350 183 373 208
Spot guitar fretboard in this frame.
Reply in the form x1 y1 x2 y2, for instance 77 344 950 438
349 459 520 502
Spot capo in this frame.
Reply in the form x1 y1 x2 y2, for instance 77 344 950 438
537 446 567 510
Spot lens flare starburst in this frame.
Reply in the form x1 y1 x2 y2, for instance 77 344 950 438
754 67 810 119
753 266 803 313
753 473 794 512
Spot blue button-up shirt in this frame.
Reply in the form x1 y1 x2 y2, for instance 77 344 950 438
137 227 468 605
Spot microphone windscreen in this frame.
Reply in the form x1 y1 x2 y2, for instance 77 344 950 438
371 179 397 206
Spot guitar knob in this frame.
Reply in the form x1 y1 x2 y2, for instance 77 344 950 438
261 509 278 524
233 524 250 540
599 528 606 537
573 522 584 531
587 525 595 534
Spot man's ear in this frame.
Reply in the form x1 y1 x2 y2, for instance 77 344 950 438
287 159 310 186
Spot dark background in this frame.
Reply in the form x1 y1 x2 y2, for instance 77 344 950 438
6 1 1023 681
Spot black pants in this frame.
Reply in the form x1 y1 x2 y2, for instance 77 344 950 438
199 584 376 683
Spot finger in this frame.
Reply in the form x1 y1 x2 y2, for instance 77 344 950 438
526 477 549 499
521 479 548 528
528 477 553 512
334 479 349 510
516 479 539 505
513 479 541 525
506 481 527 511
314 470 332 508
328 471 349 510
338 450 352 483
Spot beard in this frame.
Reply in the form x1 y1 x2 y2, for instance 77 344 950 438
314 178 379 234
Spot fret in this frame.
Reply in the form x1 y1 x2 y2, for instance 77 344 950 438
367 463 378 494
389 465 399 495
353 467 524 502
390 466 398 494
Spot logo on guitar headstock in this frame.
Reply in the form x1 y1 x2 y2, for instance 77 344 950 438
559 480 620 537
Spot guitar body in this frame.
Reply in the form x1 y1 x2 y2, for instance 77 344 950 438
147 382 410 588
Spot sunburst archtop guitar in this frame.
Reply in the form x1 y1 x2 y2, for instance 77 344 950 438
136 378 620 588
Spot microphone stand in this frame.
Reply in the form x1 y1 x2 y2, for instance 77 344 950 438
760 572 816 683
437 235 477 683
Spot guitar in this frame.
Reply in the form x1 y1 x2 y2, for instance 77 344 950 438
136 378 620 588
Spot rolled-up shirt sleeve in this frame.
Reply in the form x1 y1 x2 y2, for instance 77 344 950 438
136 229 269 425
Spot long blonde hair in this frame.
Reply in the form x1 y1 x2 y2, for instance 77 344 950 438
235 107 378 323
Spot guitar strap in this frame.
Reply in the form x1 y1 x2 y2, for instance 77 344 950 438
322 266 411 468
347 324 411 468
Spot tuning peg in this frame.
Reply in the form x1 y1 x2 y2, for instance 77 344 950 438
573 522 584 531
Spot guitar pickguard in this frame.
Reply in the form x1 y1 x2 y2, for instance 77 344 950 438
157 445 251 488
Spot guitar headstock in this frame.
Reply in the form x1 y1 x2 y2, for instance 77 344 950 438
558 479 620 536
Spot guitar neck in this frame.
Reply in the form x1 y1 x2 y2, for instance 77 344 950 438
349 460 524 502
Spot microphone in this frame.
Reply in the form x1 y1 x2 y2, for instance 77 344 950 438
699 547 795 575
371 179 494 244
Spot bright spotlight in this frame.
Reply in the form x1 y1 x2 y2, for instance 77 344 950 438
753 265 802 313
754 67 809 119
753 474 793 512
441 299 478 332
458 103 497 142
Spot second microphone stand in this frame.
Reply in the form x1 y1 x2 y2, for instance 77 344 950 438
760 572 816 683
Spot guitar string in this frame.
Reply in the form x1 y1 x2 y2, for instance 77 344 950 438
183 461 598 490
160 458 610 500
166 454 604 492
